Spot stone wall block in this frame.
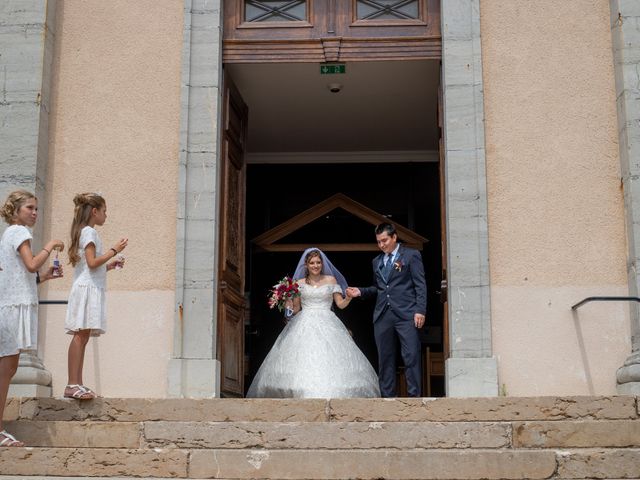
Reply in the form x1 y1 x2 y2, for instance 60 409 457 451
191 0 221 21
0 448 188 477
188 23 220 87
442 37 481 88
0 1 47 25
174 289 215 359
2 420 141 448
144 421 511 450
556 448 640 478
616 0 640 17
447 285 491 357
186 88 219 154
441 0 477 40
442 84 484 151
189 449 556 480
446 222 489 284
514 420 640 448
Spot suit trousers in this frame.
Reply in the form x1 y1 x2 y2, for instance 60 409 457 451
374 307 422 397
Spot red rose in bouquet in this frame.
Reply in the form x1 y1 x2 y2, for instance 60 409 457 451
268 276 301 312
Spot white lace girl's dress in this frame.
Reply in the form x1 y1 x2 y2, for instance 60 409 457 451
247 283 380 398
0 225 38 357
65 226 107 336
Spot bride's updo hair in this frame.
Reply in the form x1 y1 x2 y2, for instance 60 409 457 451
304 249 322 282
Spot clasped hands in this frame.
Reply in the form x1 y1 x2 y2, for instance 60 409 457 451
345 287 425 328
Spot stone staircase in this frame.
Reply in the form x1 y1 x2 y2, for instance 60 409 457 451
1 395 639 479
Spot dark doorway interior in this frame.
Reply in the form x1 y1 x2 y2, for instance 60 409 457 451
245 162 444 396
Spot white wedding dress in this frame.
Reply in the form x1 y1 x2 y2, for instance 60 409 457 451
247 283 380 398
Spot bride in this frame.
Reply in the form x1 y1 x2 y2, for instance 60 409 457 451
246 248 380 398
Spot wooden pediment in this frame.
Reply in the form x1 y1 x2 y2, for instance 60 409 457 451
252 193 428 252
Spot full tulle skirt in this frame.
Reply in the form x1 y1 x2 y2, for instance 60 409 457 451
247 306 380 398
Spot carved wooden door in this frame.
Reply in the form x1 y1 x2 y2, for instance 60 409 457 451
217 74 248 397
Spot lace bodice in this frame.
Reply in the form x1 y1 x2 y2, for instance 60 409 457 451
0 225 37 306
299 283 342 310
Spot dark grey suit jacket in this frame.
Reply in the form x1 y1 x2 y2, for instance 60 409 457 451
360 244 427 323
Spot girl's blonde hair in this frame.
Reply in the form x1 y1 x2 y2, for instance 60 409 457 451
0 190 37 224
69 192 106 266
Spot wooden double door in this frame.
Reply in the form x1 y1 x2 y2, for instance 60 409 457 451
216 0 444 397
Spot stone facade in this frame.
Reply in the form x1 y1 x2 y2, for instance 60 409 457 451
0 0 637 398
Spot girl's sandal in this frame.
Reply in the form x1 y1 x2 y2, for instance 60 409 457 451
0 430 24 447
64 384 95 400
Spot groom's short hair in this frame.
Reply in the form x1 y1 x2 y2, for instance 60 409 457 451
375 222 396 237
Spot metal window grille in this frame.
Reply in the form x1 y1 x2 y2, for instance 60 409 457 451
245 0 307 22
356 0 419 21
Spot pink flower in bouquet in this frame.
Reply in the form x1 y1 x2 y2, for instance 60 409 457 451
268 276 301 312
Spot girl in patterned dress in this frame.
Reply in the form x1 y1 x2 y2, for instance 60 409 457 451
64 193 127 400
0 190 64 447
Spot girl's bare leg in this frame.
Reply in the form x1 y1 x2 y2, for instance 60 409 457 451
65 330 94 399
0 354 23 446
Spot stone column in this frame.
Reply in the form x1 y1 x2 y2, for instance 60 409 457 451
168 0 223 397
611 0 640 395
441 0 498 396
0 0 57 397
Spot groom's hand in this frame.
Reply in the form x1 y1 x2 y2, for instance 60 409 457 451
346 287 361 298
414 313 425 329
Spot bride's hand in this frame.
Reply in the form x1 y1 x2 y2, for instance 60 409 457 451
346 287 361 298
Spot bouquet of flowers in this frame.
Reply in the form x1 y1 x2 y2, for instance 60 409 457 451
268 276 301 313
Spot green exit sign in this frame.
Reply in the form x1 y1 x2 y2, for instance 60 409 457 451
320 64 346 74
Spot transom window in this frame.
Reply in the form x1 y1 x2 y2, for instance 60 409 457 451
245 0 307 22
356 0 419 21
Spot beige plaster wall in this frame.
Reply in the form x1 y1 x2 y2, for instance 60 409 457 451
481 0 630 395
40 0 184 397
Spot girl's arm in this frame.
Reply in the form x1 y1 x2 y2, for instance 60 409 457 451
18 239 64 274
85 238 126 269
333 291 352 309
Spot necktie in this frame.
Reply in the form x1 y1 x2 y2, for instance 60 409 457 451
382 253 393 278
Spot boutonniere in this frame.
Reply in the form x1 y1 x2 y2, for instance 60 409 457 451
393 260 403 272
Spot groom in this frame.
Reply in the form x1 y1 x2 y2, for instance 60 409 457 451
347 223 427 397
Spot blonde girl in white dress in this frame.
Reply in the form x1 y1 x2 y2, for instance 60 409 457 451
64 193 127 400
0 190 64 447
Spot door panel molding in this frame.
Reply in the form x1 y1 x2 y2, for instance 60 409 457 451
223 0 441 62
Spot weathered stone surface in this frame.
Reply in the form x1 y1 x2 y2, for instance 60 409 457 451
0 478 214 480
2 398 19 421
3 420 141 448
0 447 188 477
17 397 328 422
189 449 557 479
329 396 638 422
514 420 640 448
556 448 640 478
144 421 511 449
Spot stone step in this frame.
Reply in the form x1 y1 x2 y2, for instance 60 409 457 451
4 419 640 449
0 447 639 479
5 395 638 423
1 396 638 479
